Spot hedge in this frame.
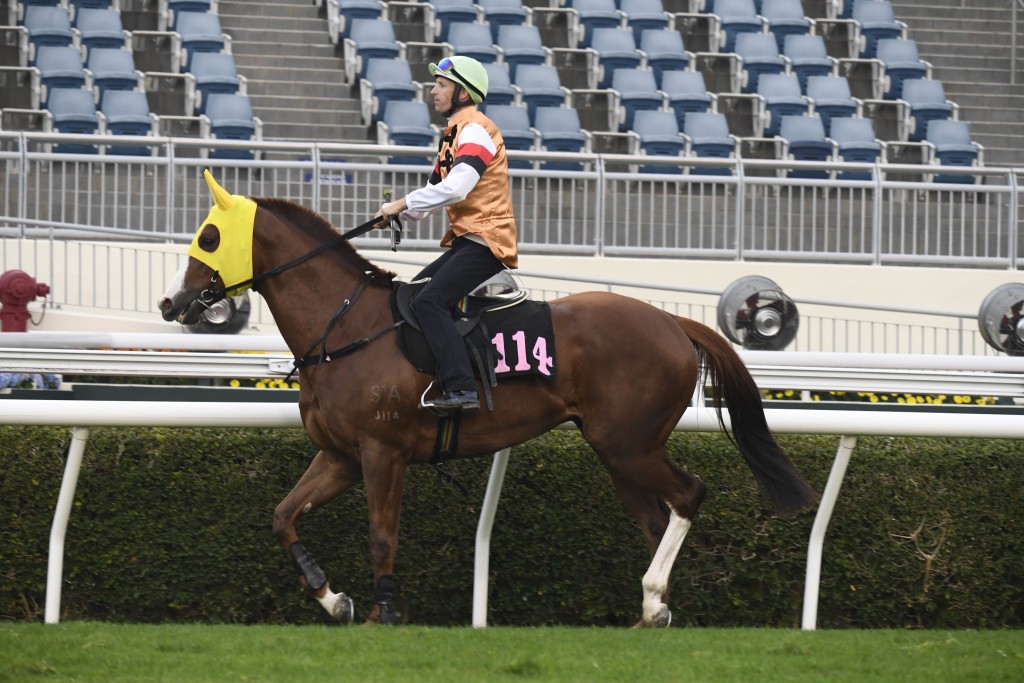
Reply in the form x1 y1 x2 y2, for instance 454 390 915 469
1 426 1021 628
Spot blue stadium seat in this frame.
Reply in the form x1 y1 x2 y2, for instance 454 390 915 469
176 11 228 71
926 119 981 184
190 51 244 115
430 0 478 43
829 116 882 179
783 34 835 92
482 61 517 105
496 24 549 82
343 19 401 83
447 22 500 63
86 47 141 100
759 0 811 52
73 0 119 8
758 73 809 137
611 67 664 132
360 56 417 125
851 0 904 58
712 0 765 53
805 75 858 135
75 8 129 52
876 38 929 100
632 109 685 172
569 0 625 48
532 106 589 170
101 89 157 156
47 86 100 154
901 78 954 142
619 0 670 43
591 27 644 88
661 70 713 131
165 1 215 30
204 93 260 159
683 111 737 175
333 0 386 42
377 100 437 164
481 103 534 168
639 29 690 84
23 5 75 55
513 63 569 122
35 45 88 103
779 114 833 178
476 0 529 43
734 31 786 94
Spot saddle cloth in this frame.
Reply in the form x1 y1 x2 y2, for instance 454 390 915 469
390 279 556 383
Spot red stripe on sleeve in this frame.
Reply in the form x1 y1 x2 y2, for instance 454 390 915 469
456 142 495 166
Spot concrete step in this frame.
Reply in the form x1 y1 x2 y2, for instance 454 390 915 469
231 40 337 58
250 97 365 125
261 121 372 143
232 63 348 87
218 0 324 18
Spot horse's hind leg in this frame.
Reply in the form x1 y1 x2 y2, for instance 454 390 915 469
272 449 361 622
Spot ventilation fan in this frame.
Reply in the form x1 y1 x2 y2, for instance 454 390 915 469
185 292 251 335
977 283 1024 356
717 275 799 350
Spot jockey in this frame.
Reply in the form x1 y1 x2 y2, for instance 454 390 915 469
375 55 519 411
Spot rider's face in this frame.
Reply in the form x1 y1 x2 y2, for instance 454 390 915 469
431 77 466 114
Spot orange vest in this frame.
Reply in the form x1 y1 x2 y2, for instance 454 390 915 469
436 108 519 268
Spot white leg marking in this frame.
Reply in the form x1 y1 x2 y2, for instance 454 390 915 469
315 584 354 623
641 508 692 625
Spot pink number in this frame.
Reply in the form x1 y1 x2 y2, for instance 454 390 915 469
532 337 553 376
491 332 511 373
512 330 531 371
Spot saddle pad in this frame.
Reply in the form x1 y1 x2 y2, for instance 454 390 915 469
391 288 556 381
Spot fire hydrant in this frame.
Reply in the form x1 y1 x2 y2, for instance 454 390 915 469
0 270 50 332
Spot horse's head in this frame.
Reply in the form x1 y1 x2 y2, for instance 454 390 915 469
160 170 258 324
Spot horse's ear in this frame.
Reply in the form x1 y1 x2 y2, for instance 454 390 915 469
204 169 235 211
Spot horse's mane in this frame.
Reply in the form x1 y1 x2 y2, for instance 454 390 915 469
254 197 396 284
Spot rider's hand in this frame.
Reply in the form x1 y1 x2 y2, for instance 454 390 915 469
374 198 407 228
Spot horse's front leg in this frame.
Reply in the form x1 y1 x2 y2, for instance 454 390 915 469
361 442 409 625
272 449 362 623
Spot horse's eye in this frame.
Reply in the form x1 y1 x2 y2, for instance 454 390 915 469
198 224 220 252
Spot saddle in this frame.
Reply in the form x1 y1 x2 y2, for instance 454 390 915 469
391 271 555 412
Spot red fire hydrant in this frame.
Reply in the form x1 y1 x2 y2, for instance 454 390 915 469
0 270 50 332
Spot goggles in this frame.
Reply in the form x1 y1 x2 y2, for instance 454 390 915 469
436 57 486 101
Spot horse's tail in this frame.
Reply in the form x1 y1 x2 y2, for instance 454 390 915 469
676 316 817 515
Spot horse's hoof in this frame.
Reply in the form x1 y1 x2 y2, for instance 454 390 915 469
633 604 672 628
331 593 354 624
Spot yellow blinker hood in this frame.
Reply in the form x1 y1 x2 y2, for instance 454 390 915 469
188 170 258 295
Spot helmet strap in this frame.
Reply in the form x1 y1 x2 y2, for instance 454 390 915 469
443 83 474 118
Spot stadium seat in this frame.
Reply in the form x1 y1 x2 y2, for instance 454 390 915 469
532 106 589 170
75 0 120 8
611 67 665 132
639 29 690 85
430 0 478 43
829 115 883 179
778 113 833 178
682 111 737 175
758 73 809 137
446 22 500 63
165 1 215 30
481 103 534 168
482 61 518 106
74 8 129 52
86 47 142 100
568 0 626 48
925 119 982 184
376 99 438 163
632 109 685 172
875 38 929 100
359 56 417 125
783 34 835 92
734 31 787 94
661 70 714 131
514 63 570 122
203 93 261 159
851 0 905 58
343 18 401 83
190 51 245 115
476 0 530 43
901 78 955 142
332 0 387 42
176 11 229 72
619 0 670 43
590 27 644 88
711 0 765 53
23 5 75 57
100 89 158 156
47 86 101 153
805 75 858 135
35 45 89 104
759 0 812 52
496 24 550 82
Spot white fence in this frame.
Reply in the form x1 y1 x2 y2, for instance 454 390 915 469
3 332 1024 629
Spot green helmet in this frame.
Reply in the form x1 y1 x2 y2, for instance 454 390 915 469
428 55 489 105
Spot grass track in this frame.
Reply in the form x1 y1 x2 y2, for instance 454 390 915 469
1 623 1022 682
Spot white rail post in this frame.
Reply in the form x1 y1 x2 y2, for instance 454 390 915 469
45 426 90 624
473 447 511 628
801 434 857 631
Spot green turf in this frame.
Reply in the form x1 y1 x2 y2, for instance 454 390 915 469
1 623 1022 682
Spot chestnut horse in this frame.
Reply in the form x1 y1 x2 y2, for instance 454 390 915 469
160 172 816 627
